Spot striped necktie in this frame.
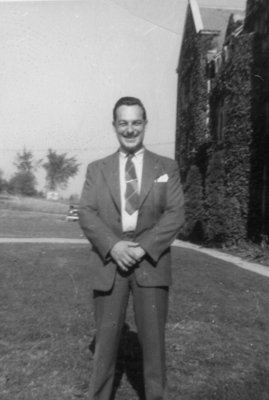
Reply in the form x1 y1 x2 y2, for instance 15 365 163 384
125 154 139 215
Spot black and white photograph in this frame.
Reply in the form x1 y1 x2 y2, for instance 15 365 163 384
1 0 269 399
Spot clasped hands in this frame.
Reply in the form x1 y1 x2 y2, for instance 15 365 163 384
110 241 146 272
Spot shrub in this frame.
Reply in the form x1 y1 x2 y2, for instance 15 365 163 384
205 151 226 243
181 165 204 242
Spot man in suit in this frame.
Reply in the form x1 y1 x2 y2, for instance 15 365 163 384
79 96 184 400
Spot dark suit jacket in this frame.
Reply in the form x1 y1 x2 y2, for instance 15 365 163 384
79 149 184 291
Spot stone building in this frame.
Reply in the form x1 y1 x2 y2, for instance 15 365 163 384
244 0 269 236
175 0 269 242
175 0 244 182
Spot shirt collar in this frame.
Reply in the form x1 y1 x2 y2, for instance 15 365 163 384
119 147 145 159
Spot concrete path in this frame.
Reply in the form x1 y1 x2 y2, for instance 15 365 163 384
0 237 268 278
0 238 87 244
173 239 269 278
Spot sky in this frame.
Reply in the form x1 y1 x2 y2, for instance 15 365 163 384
0 0 247 196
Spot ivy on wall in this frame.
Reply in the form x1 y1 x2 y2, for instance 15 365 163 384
175 12 211 183
208 33 254 244
176 3 269 245
180 165 204 243
204 150 226 243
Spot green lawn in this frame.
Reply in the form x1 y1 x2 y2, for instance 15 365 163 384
0 209 82 239
0 244 93 400
169 249 269 400
1 240 269 399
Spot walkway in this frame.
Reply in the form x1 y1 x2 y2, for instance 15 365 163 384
173 239 269 278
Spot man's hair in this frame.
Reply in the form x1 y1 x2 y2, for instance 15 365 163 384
113 96 147 121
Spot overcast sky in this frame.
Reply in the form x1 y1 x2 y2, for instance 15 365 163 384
0 0 246 196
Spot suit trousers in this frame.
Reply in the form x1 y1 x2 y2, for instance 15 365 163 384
88 266 169 400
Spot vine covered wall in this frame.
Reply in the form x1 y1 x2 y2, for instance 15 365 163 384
176 1 269 245
209 33 254 244
175 9 212 183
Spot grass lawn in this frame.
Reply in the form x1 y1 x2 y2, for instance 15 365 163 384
0 209 82 239
1 241 269 399
0 244 93 400
0 196 69 215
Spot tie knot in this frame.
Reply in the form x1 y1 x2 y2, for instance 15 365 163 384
126 153 134 160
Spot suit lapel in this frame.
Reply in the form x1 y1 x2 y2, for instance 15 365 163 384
139 150 162 207
101 152 121 213
101 150 162 212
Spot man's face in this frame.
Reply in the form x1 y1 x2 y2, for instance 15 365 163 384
113 105 147 154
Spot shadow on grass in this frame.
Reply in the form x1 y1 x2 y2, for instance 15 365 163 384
89 323 145 400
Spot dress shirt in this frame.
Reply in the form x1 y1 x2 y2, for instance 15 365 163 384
119 148 144 232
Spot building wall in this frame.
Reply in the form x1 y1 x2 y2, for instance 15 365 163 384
176 0 269 242
175 6 214 182
245 0 269 237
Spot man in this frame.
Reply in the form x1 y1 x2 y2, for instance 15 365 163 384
79 96 184 400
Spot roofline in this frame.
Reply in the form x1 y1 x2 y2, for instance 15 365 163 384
199 29 220 36
189 0 203 33
200 6 245 11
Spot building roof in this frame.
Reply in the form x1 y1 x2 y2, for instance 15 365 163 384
177 1 245 70
199 7 245 51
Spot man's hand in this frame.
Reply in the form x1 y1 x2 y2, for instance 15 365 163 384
110 241 145 271
130 245 146 262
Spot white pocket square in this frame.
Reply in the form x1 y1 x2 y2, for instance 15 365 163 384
154 173 169 183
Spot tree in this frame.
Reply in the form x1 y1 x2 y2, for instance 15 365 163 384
0 169 8 193
43 149 80 191
14 148 36 173
8 172 37 196
9 148 38 196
